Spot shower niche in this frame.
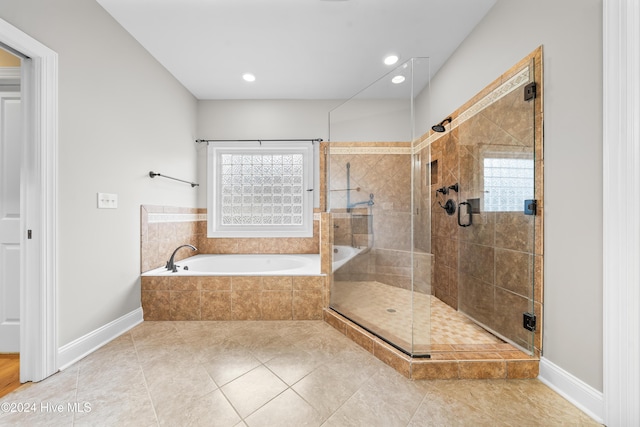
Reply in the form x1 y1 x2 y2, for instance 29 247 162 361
326 48 543 365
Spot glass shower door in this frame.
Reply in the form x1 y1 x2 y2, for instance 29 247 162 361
456 58 538 353
328 58 431 356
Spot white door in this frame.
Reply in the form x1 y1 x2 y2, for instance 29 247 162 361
0 91 21 352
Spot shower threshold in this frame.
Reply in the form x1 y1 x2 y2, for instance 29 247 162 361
329 306 432 359
323 308 539 380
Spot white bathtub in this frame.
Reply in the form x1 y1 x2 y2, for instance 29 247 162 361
143 253 321 276
332 245 362 271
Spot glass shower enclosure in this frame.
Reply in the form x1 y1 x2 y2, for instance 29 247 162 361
327 58 432 356
327 53 540 357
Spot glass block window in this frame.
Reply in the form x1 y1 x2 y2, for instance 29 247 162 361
207 142 314 237
483 157 534 212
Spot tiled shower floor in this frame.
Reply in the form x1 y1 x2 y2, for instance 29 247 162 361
331 280 502 355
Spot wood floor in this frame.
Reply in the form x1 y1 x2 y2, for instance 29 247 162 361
0 354 20 398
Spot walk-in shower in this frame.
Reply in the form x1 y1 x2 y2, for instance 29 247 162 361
327 50 543 358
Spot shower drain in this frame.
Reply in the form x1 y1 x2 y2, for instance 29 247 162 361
386 308 397 313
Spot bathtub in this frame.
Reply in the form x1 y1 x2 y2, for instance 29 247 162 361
332 245 362 271
142 253 321 276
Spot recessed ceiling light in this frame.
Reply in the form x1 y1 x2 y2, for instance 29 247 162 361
392 75 405 84
242 73 256 82
384 55 399 65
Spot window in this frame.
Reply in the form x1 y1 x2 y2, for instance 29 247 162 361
483 157 534 212
207 141 314 237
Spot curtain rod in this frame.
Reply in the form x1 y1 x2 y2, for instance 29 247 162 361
149 171 199 187
195 138 323 144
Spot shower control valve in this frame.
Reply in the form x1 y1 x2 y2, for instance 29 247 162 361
439 199 456 216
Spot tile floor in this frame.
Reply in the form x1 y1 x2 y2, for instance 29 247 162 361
0 321 599 426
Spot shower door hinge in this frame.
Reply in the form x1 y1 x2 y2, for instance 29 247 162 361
524 199 537 215
523 312 537 332
27 229 32 239
524 82 537 101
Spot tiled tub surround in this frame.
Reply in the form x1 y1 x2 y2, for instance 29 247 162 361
141 274 327 321
141 207 333 321
140 205 323 273
140 205 204 273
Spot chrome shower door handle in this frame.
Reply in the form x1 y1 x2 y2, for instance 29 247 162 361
458 201 472 227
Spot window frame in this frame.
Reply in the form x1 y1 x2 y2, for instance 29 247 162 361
482 152 534 213
207 141 314 238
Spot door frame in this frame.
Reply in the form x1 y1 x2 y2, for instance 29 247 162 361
602 0 640 424
0 18 58 383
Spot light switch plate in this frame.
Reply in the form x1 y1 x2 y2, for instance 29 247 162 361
97 192 118 209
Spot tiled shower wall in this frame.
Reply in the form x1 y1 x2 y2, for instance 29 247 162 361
329 143 432 293
415 47 543 354
140 205 321 273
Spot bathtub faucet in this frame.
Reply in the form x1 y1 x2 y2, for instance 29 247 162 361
166 244 197 272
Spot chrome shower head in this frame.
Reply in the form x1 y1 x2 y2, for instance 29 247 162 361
432 117 452 133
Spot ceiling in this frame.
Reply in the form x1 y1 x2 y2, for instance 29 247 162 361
96 0 496 100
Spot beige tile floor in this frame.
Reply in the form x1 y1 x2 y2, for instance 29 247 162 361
0 321 599 426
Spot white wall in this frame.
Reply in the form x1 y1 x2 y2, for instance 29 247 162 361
196 100 341 207
329 99 411 142
0 0 198 346
428 0 603 390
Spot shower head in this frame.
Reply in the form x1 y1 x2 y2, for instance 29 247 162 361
432 117 452 133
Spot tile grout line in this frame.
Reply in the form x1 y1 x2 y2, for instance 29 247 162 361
213 379 245 424
71 361 80 426
131 329 161 426
321 362 383 424
217 361 279 423
196 329 247 425
262 358 327 423
405 388 430 427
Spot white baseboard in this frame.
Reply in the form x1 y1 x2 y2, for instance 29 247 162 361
538 357 603 424
57 308 143 370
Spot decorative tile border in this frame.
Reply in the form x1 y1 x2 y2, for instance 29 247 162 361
454 67 530 129
148 213 207 223
149 212 320 223
330 146 412 155
414 66 530 153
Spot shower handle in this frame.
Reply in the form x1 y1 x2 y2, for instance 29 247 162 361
458 201 472 227
439 199 456 216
